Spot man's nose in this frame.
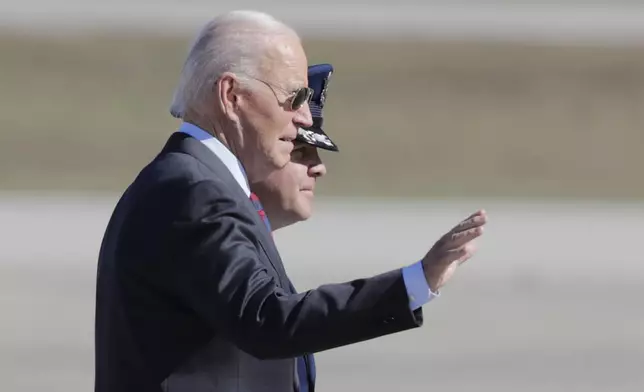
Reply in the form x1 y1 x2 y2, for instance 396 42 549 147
308 149 326 178
294 103 313 129
309 163 327 178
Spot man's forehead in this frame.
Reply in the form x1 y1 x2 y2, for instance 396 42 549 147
285 76 307 90
271 64 307 90
262 38 308 88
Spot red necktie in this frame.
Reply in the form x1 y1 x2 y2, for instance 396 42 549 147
248 192 314 391
249 192 272 232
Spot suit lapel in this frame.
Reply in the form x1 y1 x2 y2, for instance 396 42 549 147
161 133 291 289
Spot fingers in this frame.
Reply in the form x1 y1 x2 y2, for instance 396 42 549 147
425 209 487 265
438 210 487 250
449 226 484 249
422 211 487 290
452 209 487 233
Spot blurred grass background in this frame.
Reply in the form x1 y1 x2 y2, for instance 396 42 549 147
2 30 644 199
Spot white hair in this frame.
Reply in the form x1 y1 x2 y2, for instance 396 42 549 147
169 10 299 119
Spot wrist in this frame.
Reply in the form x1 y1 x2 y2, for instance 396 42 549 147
421 260 438 293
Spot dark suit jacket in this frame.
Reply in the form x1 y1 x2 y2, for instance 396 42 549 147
94 132 423 392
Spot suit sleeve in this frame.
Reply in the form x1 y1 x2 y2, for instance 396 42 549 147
165 180 423 360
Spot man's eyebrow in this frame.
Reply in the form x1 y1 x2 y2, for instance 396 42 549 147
283 83 304 92
283 76 306 91
270 80 300 94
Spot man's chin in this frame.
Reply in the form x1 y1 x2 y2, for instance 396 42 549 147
295 201 313 221
277 142 294 161
248 159 287 183
271 153 292 170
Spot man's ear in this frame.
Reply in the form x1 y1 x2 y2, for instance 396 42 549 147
216 72 240 123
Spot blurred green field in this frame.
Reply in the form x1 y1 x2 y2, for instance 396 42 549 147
2 30 644 199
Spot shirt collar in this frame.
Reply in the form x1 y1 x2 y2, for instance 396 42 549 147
178 122 251 197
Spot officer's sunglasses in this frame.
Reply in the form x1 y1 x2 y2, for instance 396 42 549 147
243 76 313 111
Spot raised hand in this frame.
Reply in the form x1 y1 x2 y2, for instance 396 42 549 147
421 210 487 292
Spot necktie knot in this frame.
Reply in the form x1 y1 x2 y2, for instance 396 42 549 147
250 192 271 232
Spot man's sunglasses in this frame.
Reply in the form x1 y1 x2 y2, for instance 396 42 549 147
244 76 313 111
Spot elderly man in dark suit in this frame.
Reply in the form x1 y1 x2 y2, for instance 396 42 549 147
94 10 487 392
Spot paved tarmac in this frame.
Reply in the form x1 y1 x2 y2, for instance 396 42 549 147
3 1 644 45
2 194 643 391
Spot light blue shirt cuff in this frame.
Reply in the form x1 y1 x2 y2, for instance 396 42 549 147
401 260 440 310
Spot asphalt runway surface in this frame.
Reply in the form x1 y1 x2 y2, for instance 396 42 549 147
2 194 644 391
3 1 644 45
